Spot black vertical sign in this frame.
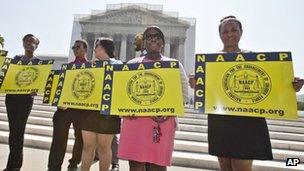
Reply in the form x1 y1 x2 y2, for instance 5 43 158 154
194 54 206 113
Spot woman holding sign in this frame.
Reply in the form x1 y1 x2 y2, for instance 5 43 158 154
3 34 40 171
117 26 188 171
204 16 304 171
81 38 122 171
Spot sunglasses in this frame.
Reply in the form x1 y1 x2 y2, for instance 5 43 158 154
72 45 84 50
145 33 162 41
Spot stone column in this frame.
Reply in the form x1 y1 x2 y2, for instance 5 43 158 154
164 38 171 57
120 35 127 62
91 33 100 61
86 33 95 61
178 38 186 65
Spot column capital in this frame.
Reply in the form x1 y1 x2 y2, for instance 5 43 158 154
120 34 127 40
120 35 127 62
179 37 186 44
165 37 171 44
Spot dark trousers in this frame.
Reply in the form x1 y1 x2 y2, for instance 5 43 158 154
5 94 33 170
47 108 84 170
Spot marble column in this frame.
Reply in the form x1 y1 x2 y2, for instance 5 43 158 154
164 38 171 57
120 35 127 62
91 33 100 61
87 33 95 61
178 38 185 65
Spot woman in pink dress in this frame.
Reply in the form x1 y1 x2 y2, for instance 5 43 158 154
118 26 188 171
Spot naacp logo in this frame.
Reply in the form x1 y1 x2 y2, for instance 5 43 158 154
15 67 39 87
127 71 165 106
72 71 95 100
222 64 271 104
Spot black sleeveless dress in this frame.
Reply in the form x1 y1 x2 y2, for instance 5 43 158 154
208 114 273 160
208 50 273 160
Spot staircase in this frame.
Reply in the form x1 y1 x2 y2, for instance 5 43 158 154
0 95 303 170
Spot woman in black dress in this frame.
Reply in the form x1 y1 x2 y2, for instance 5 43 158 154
81 38 122 171
206 15 304 171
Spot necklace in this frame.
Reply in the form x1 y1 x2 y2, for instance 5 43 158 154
151 116 169 143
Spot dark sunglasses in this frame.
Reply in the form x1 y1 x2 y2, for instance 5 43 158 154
145 33 162 41
72 45 84 50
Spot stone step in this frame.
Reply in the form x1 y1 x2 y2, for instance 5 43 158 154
1 113 304 143
2 112 303 132
1 115 303 151
0 121 303 162
0 130 303 171
1 106 304 134
178 123 304 134
0 111 304 141
0 130 214 169
173 140 304 161
0 103 57 112
0 107 54 119
174 150 304 171
174 134 304 152
175 130 304 144
178 117 304 128
0 113 53 126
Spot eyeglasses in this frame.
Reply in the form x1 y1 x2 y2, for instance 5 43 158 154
145 33 162 41
72 45 83 50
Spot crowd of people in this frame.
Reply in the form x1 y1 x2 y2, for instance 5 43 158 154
2 16 304 171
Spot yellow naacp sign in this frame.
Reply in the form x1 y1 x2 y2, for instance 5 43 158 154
194 52 297 120
43 70 60 104
0 58 54 94
52 61 106 111
100 61 184 116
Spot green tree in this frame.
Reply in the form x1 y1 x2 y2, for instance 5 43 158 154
0 35 4 49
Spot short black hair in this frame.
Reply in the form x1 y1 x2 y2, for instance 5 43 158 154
74 39 88 49
22 34 40 44
219 15 243 32
95 37 115 58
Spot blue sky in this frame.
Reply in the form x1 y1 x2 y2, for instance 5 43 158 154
1 0 303 93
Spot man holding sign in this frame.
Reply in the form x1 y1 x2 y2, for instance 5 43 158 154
48 40 89 171
3 34 40 171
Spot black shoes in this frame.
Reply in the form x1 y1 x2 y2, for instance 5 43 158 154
2 169 20 171
110 164 119 171
67 163 78 171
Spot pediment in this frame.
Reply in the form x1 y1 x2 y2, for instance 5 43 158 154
79 6 189 27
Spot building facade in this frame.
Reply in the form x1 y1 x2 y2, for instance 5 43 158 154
69 3 196 75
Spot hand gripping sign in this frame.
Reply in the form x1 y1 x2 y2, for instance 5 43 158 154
43 70 61 104
194 52 297 120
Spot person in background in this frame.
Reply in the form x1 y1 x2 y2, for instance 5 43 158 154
134 33 147 57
